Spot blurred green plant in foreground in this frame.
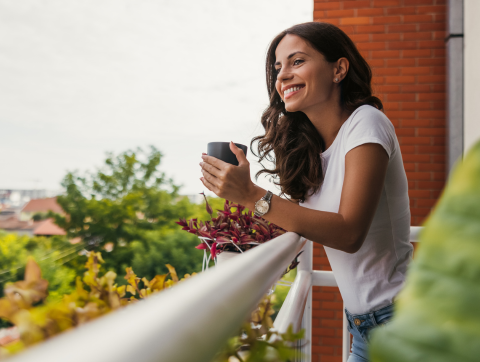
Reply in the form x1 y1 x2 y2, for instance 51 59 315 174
370 141 480 362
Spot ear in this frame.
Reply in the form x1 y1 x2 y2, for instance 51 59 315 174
334 57 349 81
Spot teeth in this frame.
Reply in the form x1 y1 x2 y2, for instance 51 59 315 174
284 86 302 95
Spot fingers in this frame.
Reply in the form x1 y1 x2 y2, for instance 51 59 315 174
201 167 220 188
229 141 248 166
201 154 227 169
200 161 222 178
200 176 219 194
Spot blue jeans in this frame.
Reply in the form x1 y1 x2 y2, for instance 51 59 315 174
345 303 394 362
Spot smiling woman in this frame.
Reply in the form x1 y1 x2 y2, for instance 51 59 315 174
199 22 412 362
257 22 383 201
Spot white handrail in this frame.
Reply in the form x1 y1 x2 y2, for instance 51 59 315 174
410 226 423 243
312 270 337 286
9 232 305 362
274 270 312 333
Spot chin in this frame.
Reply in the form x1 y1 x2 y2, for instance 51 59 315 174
285 105 300 113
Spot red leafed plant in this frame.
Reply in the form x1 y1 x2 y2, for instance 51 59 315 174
176 193 287 259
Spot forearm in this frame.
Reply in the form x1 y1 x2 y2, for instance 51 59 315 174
244 185 360 253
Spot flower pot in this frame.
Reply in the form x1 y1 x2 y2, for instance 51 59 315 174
216 251 241 264
197 237 291 295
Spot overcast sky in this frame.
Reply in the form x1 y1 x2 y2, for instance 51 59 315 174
0 0 312 197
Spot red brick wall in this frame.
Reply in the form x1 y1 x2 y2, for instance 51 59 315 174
311 1 447 361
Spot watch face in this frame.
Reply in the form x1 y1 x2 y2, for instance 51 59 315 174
256 200 269 214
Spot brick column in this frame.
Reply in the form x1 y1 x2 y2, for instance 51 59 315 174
311 1 447 361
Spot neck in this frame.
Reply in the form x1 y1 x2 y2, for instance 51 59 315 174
303 102 351 150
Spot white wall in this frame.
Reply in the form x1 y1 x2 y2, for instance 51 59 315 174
464 0 480 153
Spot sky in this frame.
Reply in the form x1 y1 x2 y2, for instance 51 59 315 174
0 0 312 197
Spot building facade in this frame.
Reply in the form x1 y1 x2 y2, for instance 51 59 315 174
310 1 475 361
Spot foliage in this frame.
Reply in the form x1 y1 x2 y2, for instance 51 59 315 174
50 146 203 276
213 295 305 362
370 140 480 362
177 196 300 276
129 229 204 282
31 212 49 222
176 195 287 259
0 231 78 302
0 252 191 357
184 194 226 225
0 253 303 361
271 268 297 320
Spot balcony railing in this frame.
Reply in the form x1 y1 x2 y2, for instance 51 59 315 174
8 227 422 362
274 226 423 362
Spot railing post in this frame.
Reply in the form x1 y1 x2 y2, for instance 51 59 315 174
298 239 312 362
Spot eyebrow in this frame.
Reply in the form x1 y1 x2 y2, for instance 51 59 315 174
274 51 309 66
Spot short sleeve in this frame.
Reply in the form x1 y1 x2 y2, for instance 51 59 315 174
343 105 396 159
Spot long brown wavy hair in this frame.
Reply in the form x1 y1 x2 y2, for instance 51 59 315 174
251 22 383 202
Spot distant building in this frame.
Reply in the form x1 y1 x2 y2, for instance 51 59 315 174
32 218 67 237
20 197 64 221
0 197 66 237
0 214 38 236
0 189 62 209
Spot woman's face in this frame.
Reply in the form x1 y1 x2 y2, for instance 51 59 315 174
274 34 337 114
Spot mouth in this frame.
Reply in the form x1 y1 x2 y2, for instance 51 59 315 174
283 85 305 100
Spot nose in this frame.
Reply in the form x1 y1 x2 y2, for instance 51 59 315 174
276 68 293 83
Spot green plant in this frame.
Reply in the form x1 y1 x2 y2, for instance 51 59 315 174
0 232 78 301
177 195 287 258
0 252 188 357
129 229 204 282
370 141 480 362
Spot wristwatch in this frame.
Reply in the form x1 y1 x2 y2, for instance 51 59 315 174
254 190 273 217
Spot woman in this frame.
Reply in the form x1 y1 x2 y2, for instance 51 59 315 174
199 22 413 362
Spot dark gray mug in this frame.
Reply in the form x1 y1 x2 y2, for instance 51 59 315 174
207 142 248 166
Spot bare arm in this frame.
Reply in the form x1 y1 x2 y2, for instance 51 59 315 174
200 142 389 254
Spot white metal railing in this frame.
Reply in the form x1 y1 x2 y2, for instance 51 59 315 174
9 232 305 362
273 226 423 362
274 270 311 333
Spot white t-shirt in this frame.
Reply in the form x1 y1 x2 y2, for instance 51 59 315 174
300 104 413 314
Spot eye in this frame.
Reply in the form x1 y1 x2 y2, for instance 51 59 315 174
293 59 304 66
275 67 281 75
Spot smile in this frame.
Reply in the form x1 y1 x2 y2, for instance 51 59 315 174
284 85 305 99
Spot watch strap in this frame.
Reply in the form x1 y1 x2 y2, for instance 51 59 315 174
263 190 273 202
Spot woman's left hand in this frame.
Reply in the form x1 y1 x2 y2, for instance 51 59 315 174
200 141 256 205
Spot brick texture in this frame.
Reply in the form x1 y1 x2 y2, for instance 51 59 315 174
311 1 447 361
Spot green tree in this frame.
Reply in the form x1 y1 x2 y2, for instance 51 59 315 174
52 146 225 276
130 229 203 281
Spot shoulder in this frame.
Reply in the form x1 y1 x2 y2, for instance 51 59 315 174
343 105 397 158
347 105 394 132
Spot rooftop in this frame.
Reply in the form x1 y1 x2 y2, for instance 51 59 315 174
21 197 64 214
